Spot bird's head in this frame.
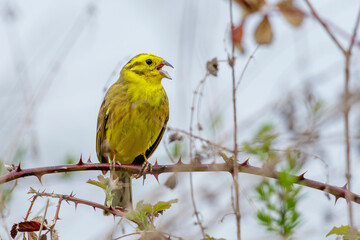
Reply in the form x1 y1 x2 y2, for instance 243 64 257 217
122 53 173 83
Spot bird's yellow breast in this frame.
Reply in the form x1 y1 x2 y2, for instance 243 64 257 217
104 77 169 164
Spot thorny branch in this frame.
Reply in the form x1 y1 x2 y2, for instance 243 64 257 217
28 188 127 219
2 159 359 204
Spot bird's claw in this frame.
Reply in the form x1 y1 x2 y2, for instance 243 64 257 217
135 161 152 179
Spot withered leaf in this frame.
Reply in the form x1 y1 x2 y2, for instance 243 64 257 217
28 232 38 240
10 224 18 238
232 23 244 43
254 15 273 44
277 0 304 27
235 42 246 54
10 220 48 239
18 221 47 232
168 133 183 143
235 0 266 19
31 216 46 224
206 58 219 77
52 229 59 240
164 173 178 189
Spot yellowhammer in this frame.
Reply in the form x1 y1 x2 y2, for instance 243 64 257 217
96 53 173 210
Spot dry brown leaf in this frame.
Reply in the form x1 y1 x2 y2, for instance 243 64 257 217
164 173 178 189
232 23 244 44
235 0 266 19
168 133 183 143
235 42 246 54
277 0 305 27
28 232 38 240
18 221 47 232
254 15 273 44
52 229 59 240
10 224 18 238
206 58 219 77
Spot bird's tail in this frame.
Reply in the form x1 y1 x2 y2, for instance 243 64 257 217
104 172 132 215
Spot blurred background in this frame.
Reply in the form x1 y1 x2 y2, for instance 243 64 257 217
0 0 360 239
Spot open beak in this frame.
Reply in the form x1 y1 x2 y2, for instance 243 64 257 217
157 60 174 80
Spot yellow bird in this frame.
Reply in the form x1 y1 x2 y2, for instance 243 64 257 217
96 53 173 210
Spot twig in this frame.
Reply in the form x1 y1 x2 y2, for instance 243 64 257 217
188 72 209 237
52 196 63 227
24 195 38 221
235 45 259 90
28 188 128 219
37 199 49 240
229 0 241 239
167 127 233 153
343 4 360 237
304 0 346 54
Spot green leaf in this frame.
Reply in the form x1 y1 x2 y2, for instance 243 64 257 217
172 142 182 158
257 211 272 225
326 225 360 238
125 199 178 231
87 175 109 190
153 199 178 213
64 154 77 164
242 123 278 162
278 171 297 188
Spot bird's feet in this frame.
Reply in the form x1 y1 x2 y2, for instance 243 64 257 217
135 160 152 179
135 153 152 180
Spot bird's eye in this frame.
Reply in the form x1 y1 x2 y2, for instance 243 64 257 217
146 59 152 65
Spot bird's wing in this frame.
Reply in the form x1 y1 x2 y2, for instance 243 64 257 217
96 99 110 163
132 114 169 165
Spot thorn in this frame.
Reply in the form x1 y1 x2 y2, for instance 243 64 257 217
107 206 115 214
101 170 108 175
240 158 249 166
87 154 92 163
15 163 22 172
152 173 160 184
154 159 159 166
77 156 84 165
341 183 347 190
65 200 70 205
93 206 96 211
298 171 308 181
334 196 340 205
176 156 183 165
35 174 43 184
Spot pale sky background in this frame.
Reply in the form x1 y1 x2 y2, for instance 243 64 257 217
0 0 360 239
